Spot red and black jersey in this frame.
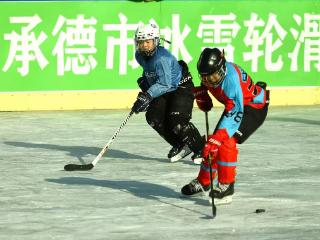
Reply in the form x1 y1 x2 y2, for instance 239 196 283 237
207 62 268 139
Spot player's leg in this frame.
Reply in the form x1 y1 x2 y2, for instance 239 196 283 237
167 82 205 163
208 136 237 205
145 96 180 148
181 137 237 204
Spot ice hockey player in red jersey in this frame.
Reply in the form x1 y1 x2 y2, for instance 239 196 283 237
181 48 270 205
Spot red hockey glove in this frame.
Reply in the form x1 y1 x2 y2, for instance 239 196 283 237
202 135 221 160
192 86 213 112
202 129 228 160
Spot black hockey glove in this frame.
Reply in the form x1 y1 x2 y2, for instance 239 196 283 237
132 92 153 114
137 76 150 92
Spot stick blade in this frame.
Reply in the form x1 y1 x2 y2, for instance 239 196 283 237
64 163 94 171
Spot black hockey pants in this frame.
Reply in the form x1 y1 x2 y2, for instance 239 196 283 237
145 81 204 153
215 90 270 144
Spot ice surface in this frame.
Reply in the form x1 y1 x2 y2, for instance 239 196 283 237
0 106 319 240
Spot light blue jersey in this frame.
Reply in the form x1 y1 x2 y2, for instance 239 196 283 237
135 46 182 98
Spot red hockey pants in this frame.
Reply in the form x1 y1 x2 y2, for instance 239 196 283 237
197 136 238 186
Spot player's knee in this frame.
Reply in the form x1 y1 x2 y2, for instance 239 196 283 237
172 123 182 135
168 114 188 131
172 122 194 137
146 117 163 131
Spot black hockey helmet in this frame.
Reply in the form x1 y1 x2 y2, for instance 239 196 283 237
197 48 226 77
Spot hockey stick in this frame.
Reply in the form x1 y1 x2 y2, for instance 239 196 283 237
205 112 217 218
64 110 134 171
205 112 209 138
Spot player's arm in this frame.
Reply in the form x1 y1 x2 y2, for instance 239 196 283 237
193 85 213 112
217 83 244 139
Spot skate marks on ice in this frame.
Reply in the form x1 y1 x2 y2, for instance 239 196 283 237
4 141 197 166
4 141 167 163
1 107 320 239
46 177 213 218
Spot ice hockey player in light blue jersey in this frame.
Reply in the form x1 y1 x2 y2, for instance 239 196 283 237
131 23 204 164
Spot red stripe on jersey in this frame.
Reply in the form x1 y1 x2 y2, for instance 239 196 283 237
208 86 235 112
232 64 265 109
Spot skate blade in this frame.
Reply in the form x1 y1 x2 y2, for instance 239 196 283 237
170 149 192 163
209 195 233 205
170 155 183 162
192 157 203 165
181 190 209 198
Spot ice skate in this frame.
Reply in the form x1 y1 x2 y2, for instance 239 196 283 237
181 179 210 196
191 151 203 165
209 182 234 205
168 145 192 163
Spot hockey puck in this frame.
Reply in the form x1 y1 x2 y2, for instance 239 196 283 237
255 208 266 213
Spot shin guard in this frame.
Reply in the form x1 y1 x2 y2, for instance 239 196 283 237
197 160 218 186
